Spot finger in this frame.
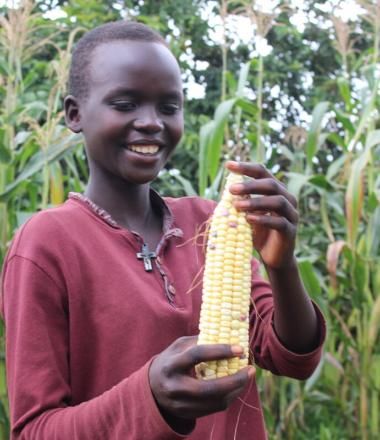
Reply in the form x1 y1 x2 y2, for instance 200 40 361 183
235 195 299 225
177 377 253 417
226 161 274 180
246 213 297 235
169 335 198 352
174 343 244 372
161 367 255 419
229 177 297 209
188 366 255 403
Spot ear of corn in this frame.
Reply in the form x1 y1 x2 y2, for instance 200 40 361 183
196 171 253 380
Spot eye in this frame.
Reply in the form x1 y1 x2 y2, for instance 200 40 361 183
111 101 137 112
159 103 181 115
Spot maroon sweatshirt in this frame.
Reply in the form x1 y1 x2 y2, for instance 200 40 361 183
1 192 325 439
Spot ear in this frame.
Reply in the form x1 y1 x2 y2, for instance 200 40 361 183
64 95 82 133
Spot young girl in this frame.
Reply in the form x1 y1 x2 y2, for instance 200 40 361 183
1 20 325 439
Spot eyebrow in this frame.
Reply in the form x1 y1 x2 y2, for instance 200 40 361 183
105 87 183 101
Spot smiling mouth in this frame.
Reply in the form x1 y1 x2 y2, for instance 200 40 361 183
127 144 160 155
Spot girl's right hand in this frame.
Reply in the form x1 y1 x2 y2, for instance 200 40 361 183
149 336 255 432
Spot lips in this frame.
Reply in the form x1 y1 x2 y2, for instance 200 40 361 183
127 144 160 155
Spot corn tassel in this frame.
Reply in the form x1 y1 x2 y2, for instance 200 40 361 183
196 172 253 380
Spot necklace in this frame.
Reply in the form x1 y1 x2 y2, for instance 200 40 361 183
136 243 157 272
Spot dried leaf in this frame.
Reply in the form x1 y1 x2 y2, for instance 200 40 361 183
327 240 347 289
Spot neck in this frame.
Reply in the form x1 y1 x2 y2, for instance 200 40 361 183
84 173 153 231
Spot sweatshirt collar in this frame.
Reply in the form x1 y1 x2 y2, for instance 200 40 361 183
68 189 180 237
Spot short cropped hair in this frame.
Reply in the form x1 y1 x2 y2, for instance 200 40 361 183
68 20 167 99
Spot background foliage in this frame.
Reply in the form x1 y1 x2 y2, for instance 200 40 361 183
0 0 380 439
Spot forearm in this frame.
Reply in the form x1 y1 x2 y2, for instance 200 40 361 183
11 360 185 440
266 257 320 354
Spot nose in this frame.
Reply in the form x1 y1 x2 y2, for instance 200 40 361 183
133 106 164 133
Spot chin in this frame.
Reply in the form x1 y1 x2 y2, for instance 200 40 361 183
124 172 160 185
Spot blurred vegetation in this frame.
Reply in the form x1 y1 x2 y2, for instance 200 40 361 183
1 0 380 439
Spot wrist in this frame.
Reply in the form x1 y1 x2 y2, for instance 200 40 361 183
158 406 196 435
149 359 196 435
265 255 298 275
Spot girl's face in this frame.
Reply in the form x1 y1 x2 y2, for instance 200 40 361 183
66 40 184 186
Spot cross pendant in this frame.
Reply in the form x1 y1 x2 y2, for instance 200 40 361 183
136 243 156 272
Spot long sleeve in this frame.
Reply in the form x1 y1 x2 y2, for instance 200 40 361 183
248 259 326 379
1 194 326 440
2 256 187 440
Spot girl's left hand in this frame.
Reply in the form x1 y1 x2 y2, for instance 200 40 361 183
226 161 299 270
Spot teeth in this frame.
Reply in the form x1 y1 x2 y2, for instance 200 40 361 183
128 145 159 154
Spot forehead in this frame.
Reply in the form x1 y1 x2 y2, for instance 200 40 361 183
88 40 182 94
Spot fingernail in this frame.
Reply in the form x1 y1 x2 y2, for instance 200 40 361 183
235 200 250 208
246 214 259 222
231 345 243 355
229 184 244 193
226 160 239 166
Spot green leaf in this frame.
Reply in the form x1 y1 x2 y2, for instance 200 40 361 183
236 97 257 117
346 153 367 248
353 255 370 302
0 145 11 164
334 108 356 137
236 61 251 98
286 172 310 199
225 71 236 94
327 132 346 148
305 101 329 168
365 130 380 150
369 206 380 257
305 355 324 392
14 131 31 146
337 77 352 110
205 165 224 201
362 64 377 90
170 172 197 197
279 145 295 161
298 260 322 300
309 174 333 190
198 120 214 197
369 300 380 349
207 98 237 182
326 154 346 181
345 131 378 247
367 191 378 213
0 128 11 164
0 133 81 201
